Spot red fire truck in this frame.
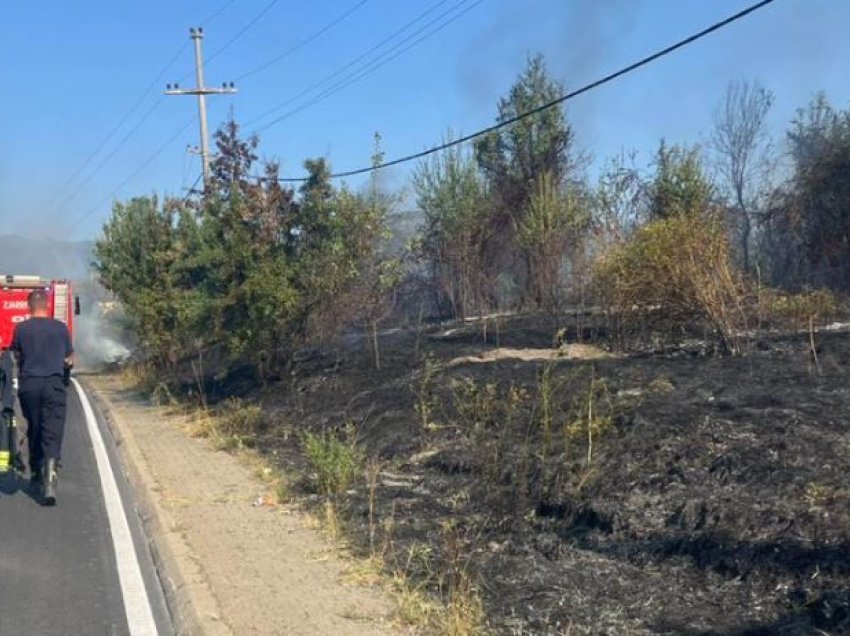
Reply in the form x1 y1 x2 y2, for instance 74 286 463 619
0 275 78 349
0 275 79 472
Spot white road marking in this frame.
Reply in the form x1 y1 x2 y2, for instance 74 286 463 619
72 378 158 636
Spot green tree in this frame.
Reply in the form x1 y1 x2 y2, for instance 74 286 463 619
475 55 575 213
196 119 300 378
474 54 579 307
351 134 404 369
765 93 850 291
516 172 590 311
96 121 406 381
414 136 490 319
648 141 714 221
93 196 194 368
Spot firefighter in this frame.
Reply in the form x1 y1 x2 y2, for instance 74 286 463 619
11 289 74 505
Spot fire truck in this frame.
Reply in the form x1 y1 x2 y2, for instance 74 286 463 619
0 275 79 472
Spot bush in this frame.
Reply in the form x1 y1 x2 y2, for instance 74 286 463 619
303 428 363 499
594 214 746 351
758 288 838 328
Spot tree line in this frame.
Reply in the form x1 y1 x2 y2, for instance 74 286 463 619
94 54 850 378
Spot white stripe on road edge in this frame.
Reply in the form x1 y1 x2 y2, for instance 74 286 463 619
72 379 158 636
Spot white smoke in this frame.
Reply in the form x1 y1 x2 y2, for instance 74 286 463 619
74 284 132 372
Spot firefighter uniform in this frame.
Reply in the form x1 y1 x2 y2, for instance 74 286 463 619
11 304 73 504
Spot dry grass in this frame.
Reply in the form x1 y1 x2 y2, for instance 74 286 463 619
756 288 838 329
390 564 486 635
187 397 264 452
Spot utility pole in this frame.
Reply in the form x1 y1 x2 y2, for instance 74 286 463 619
166 27 237 190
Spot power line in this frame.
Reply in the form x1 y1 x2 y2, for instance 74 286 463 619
236 0 370 82
271 0 777 182
74 116 197 226
47 42 187 206
182 173 205 204
51 0 237 207
69 0 260 228
200 0 238 25
244 0 455 128
255 0 483 133
188 0 282 76
172 2 374 205
64 98 166 205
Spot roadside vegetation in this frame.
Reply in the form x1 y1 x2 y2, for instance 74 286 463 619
97 55 850 633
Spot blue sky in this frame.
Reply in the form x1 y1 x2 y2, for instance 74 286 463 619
1 0 848 240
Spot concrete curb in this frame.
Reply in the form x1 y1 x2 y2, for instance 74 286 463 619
83 378 231 636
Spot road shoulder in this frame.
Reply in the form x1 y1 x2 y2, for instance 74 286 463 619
86 374 396 636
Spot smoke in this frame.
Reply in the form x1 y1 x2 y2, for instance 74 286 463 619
458 1 643 106
457 0 645 164
73 297 132 372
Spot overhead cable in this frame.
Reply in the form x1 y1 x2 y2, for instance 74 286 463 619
256 0 483 133
236 0 371 82
244 0 456 128
271 0 778 182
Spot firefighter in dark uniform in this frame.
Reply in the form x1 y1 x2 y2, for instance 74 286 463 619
11 289 74 505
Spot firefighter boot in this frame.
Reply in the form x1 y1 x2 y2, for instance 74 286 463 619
30 458 42 486
42 458 58 506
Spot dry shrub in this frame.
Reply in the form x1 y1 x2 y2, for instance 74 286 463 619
594 214 746 351
758 288 838 329
191 397 264 451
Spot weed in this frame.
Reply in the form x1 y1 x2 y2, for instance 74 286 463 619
191 397 263 451
538 363 556 460
366 457 382 556
391 570 440 629
275 477 293 505
220 398 263 436
481 383 528 488
451 376 499 436
647 376 675 394
440 572 487 636
150 381 178 407
437 522 487 636
119 361 158 391
303 425 363 500
804 482 835 507
564 369 615 465
760 288 837 328
415 353 442 432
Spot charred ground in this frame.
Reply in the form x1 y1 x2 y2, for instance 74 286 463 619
208 318 850 635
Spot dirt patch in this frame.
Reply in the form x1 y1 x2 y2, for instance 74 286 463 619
88 375 398 636
447 344 614 367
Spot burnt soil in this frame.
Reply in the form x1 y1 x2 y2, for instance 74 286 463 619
241 319 850 635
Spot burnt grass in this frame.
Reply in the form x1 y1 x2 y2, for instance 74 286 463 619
247 318 850 635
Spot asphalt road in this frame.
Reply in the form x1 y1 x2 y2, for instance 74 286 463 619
0 380 171 636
